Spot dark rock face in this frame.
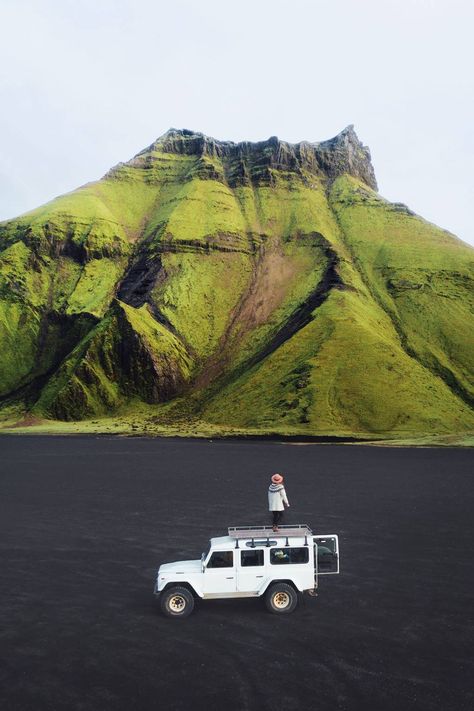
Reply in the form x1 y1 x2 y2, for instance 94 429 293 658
130 125 378 190
117 253 164 309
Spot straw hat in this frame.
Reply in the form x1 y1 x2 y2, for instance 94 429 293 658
271 473 284 484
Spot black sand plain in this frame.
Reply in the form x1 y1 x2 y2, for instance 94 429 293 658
0 435 472 711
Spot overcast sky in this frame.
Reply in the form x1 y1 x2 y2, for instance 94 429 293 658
1 0 473 245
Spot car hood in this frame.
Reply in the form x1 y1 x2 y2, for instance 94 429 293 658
158 559 202 575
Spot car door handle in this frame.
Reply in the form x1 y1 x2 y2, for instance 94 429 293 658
225 576 234 579
256 575 264 578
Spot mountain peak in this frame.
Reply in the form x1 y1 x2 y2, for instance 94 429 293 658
314 124 377 190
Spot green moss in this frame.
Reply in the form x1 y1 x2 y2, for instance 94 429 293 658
66 258 125 317
141 178 249 251
49 257 83 310
233 174 341 243
151 251 253 359
0 242 49 394
0 189 130 259
0 241 50 306
329 176 474 404
0 299 41 396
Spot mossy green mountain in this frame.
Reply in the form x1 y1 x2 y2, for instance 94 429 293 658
1 126 473 440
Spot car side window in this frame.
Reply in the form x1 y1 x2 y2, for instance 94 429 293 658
207 551 234 568
240 550 264 567
270 547 309 565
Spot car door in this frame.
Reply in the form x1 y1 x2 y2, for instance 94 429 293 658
236 548 266 593
203 550 236 595
313 535 340 574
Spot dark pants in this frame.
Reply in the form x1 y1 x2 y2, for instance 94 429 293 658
272 510 283 527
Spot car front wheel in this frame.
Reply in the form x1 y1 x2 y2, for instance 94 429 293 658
160 586 195 618
265 583 298 614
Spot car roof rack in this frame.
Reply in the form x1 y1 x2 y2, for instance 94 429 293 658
228 524 313 548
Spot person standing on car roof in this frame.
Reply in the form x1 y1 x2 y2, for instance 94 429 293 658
268 473 290 531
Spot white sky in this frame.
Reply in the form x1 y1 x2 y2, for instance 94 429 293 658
0 0 473 245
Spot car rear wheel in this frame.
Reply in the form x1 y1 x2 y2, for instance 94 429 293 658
160 586 195 618
265 583 298 614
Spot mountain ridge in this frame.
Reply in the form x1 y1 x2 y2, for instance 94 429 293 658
108 125 378 192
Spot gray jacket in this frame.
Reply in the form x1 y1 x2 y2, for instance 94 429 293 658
268 483 289 511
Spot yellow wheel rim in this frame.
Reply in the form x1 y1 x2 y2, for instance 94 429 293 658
169 594 186 612
273 591 290 609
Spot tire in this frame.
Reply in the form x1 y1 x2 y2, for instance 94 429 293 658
160 586 195 618
265 583 298 614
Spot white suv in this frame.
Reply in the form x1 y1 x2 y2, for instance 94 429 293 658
154 525 339 617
